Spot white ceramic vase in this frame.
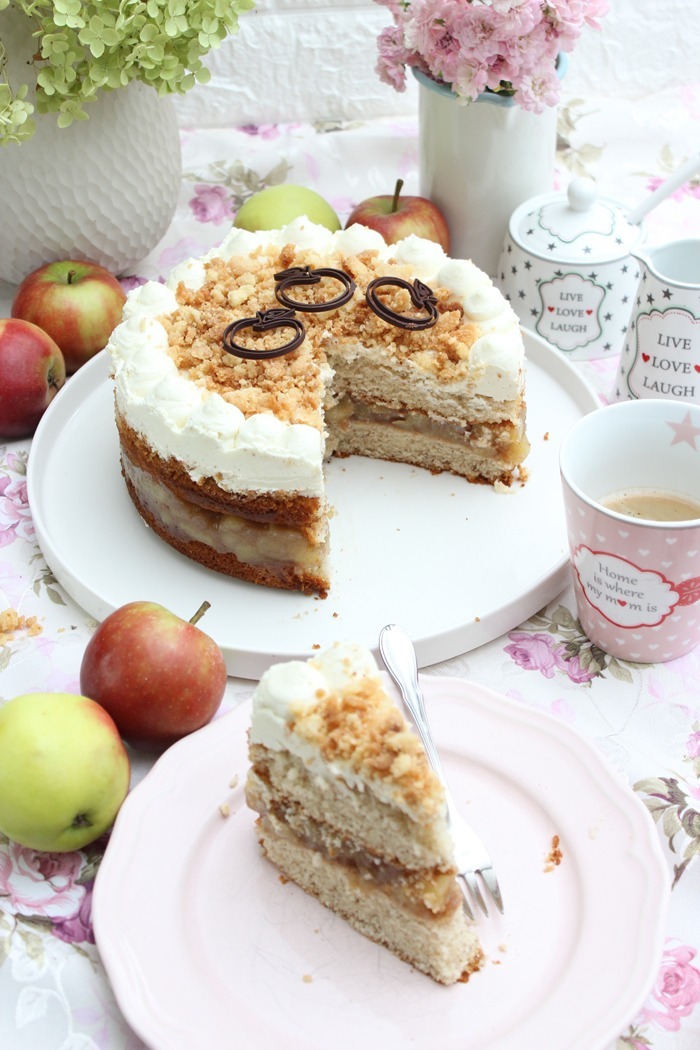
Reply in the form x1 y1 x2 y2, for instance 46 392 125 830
0 7 182 285
415 67 563 276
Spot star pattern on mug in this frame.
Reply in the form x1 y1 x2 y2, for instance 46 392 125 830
496 258 642 357
667 412 700 450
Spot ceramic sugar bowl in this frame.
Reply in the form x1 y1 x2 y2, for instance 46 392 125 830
495 178 646 360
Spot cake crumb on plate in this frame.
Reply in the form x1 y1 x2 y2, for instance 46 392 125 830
0 608 42 644
544 834 563 871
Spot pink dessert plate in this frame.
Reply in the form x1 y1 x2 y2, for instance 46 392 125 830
27 332 599 679
92 675 669 1050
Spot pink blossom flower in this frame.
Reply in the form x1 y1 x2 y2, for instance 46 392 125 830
505 631 561 677
505 632 597 682
376 25 413 91
120 275 149 293
556 649 596 684
4 452 23 473
375 0 608 110
550 698 577 722
157 238 206 273
239 124 282 140
687 729 700 759
0 840 85 920
0 474 34 547
645 175 700 202
189 184 235 225
516 69 562 113
54 882 95 945
639 942 700 1032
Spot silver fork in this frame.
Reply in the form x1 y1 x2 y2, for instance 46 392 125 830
378 623 504 921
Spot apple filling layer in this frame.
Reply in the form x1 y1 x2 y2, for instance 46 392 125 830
254 818 482 984
249 792 462 920
257 814 462 920
120 453 329 592
324 396 528 485
327 396 528 461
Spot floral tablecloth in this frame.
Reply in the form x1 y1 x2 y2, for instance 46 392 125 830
1 83 700 1049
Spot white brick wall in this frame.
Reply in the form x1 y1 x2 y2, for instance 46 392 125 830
172 0 700 127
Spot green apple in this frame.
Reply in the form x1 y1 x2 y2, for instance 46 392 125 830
233 184 341 233
0 692 130 852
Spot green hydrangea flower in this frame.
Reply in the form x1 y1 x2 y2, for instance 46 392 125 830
0 0 255 146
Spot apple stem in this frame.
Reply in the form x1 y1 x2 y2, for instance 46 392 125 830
391 178 404 214
67 269 77 285
189 601 211 626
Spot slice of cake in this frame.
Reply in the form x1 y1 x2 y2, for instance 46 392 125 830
245 642 483 985
107 218 528 596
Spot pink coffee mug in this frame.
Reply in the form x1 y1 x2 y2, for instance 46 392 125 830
560 399 700 662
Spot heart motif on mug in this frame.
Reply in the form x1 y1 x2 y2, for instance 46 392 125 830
695 365 700 373
586 309 593 315
642 353 650 362
548 306 555 312
618 600 627 606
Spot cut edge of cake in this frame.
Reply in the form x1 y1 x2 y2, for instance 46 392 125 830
244 641 484 985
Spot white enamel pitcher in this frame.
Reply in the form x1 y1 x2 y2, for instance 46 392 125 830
613 239 700 403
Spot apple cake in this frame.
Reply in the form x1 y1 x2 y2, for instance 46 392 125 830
107 218 528 596
245 641 483 985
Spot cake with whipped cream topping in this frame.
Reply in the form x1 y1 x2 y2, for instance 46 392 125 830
245 641 483 985
108 218 528 596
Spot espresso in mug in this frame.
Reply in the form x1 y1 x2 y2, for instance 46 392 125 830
601 487 700 522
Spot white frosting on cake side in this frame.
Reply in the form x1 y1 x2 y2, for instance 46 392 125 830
251 642 438 819
108 218 525 497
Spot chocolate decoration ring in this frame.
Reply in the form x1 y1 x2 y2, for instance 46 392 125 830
274 265 356 312
365 276 439 331
222 307 306 360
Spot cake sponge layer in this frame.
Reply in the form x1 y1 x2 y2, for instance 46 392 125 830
248 745 452 870
256 820 482 986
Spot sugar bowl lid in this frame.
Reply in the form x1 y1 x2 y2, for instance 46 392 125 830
509 178 643 263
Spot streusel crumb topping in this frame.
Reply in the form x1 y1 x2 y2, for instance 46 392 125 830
160 244 484 427
289 672 445 818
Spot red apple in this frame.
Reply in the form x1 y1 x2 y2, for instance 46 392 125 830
0 318 66 439
345 178 451 253
11 259 127 374
80 600 228 750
